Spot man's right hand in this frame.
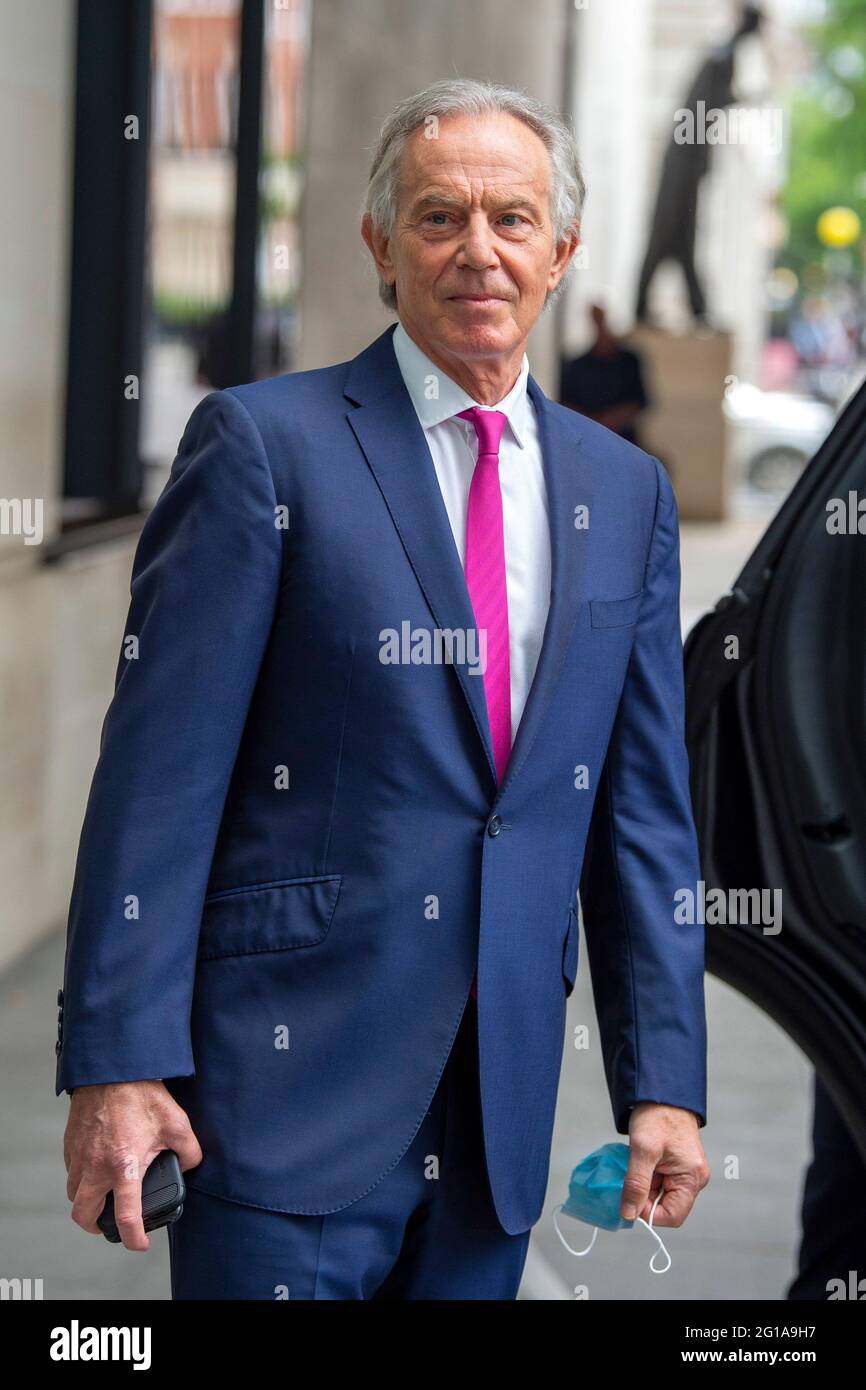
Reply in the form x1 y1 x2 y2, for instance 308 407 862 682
63 1080 203 1252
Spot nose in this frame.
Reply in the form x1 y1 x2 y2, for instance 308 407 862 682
454 214 500 272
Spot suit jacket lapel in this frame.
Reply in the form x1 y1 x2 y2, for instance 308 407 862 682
345 325 499 787
343 324 596 801
491 374 595 806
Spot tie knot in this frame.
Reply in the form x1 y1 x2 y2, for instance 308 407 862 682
456 407 507 459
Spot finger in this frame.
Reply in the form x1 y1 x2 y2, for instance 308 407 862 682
170 1128 203 1173
621 1147 658 1221
636 1181 666 1225
66 1163 82 1203
70 1180 111 1236
112 1177 150 1252
640 1177 663 1215
642 1179 696 1228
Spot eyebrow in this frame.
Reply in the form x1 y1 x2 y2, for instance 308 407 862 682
409 192 542 218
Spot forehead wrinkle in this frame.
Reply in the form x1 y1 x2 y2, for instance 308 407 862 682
404 165 548 212
406 147 544 181
412 181 542 207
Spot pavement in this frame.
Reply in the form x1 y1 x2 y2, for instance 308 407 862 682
0 508 816 1301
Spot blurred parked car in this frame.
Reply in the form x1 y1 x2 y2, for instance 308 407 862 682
724 381 835 494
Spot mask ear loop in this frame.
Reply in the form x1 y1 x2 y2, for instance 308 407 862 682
634 1188 672 1273
552 1204 598 1257
552 1191 672 1273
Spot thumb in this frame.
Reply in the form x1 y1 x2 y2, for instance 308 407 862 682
621 1148 656 1221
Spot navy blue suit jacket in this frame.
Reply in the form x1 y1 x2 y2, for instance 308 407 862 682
56 322 707 1234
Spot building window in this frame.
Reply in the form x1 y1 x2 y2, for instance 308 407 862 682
59 0 310 542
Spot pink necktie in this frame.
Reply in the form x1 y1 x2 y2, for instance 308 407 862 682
456 407 512 1002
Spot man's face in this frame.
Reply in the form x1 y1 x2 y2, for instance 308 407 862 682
362 110 578 367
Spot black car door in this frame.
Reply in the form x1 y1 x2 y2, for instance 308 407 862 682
684 379 866 1159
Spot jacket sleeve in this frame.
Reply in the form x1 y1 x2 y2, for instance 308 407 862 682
55 389 283 1095
578 456 708 1134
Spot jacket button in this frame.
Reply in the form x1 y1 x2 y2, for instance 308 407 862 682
57 988 64 1007
55 1040 61 1055
487 815 502 837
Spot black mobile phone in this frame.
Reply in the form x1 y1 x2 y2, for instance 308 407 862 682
97 1149 185 1244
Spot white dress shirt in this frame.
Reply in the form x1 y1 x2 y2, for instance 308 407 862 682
391 320 551 746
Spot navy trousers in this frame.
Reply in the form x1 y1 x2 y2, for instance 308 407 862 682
167 996 532 1299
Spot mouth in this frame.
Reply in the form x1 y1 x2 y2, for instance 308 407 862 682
448 295 506 308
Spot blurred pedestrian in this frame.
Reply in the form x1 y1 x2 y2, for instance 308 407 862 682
560 303 651 447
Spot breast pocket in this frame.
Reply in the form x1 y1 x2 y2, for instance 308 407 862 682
197 875 342 961
589 590 644 629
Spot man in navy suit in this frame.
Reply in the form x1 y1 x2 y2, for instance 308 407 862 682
58 78 709 1299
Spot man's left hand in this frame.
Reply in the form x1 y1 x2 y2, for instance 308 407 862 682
621 1103 709 1227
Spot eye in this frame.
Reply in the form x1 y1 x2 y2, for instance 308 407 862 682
500 213 527 228
424 212 452 225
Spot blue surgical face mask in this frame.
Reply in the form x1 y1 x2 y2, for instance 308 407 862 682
552 1141 671 1274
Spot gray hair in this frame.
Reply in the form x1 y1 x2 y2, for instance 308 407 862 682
362 78 586 313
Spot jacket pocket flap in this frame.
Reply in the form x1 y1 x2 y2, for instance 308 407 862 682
197 875 342 960
589 591 643 628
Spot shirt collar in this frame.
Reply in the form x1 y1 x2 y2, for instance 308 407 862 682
392 320 531 450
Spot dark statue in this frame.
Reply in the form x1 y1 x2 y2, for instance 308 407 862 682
635 5 764 327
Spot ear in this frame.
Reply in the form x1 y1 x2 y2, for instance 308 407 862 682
361 212 396 291
548 222 581 295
